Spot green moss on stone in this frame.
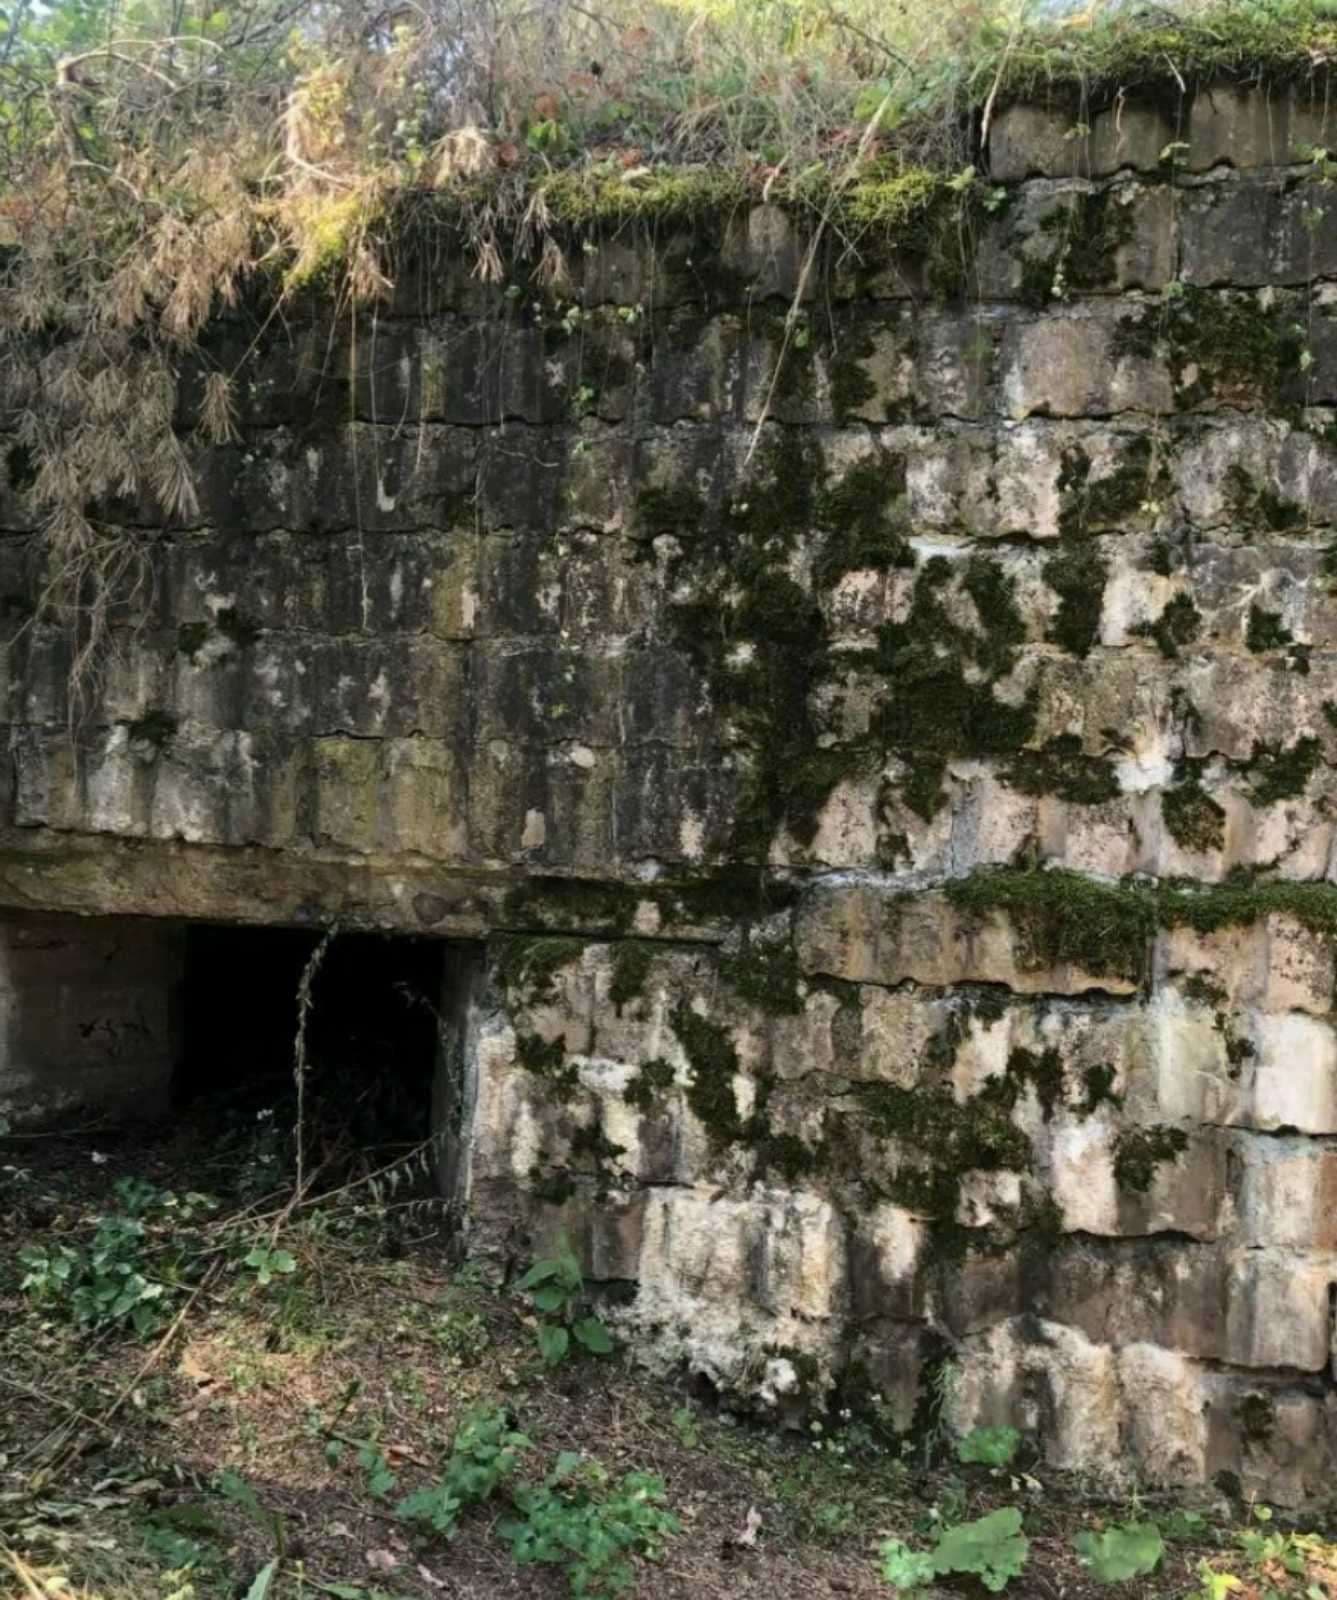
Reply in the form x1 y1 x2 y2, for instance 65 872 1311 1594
1246 603 1294 653
947 869 1154 986
1112 1124 1189 1192
673 1002 743 1146
900 755 949 823
1235 1392 1275 1446
516 1031 580 1098
853 1080 1031 1217
177 621 210 660
623 1056 676 1114
1162 774 1226 853
873 555 1037 759
719 924 803 1015
1020 189 1136 308
609 941 655 1012
1076 1063 1122 1117
812 451 913 586
1043 545 1108 658
1002 1046 1065 1122
503 877 639 935
125 709 178 750
634 482 708 544
1002 735 1119 806
1226 464 1304 532
1115 285 1304 411
493 934 585 1003
1133 593 1201 659
1246 736 1321 806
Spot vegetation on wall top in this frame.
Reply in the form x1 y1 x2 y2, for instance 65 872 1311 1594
2 0 1335 700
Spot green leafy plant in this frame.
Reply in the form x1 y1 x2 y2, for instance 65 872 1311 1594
396 1405 530 1536
956 1424 1021 1467
1074 1521 1166 1583
357 1440 399 1499
20 1213 169 1336
929 1508 1029 1593
879 1538 937 1593
497 1454 678 1598
516 1244 614 1367
242 1244 298 1287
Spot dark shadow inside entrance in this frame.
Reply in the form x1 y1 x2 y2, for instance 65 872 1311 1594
177 924 448 1150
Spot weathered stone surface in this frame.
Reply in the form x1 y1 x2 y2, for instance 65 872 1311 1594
9 153 1337 1493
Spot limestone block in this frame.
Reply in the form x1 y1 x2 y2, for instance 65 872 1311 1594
1224 1249 1335 1370
1000 309 1172 419
1043 1236 1227 1360
1187 85 1291 172
720 203 811 302
847 1323 926 1431
977 181 1174 300
1235 1137 1337 1250
1137 988 1237 1126
989 106 1091 181
626 1186 847 1397
1244 1011 1337 1133
848 1202 928 1321
1184 654 1337 761
1288 84 1337 158
949 1319 1122 1475
529 1188 649 1283
1203 1377 1336 1507
643 310 745 423
902 426 998 535
1181 180 1337 287
1118 1343 1208 1484
1048 1117 1225 1240
1158 916 1334 1018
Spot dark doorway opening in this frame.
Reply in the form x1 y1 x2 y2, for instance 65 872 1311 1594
178 924 448 1154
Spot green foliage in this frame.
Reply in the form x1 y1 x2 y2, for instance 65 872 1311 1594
498 1455 679 1598
879 1538 937 1593
396 1406 530 1536
241 1244 298 1287
517 1242 615 1366
18 1177 177 1337
956 1425 1021 1467
929 1507 1029 1592
1074 1521 1166 1583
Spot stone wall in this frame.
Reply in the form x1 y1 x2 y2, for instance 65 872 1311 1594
6 79 1337 1494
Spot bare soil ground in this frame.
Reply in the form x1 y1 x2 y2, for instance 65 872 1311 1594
0 1111 1331 1600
